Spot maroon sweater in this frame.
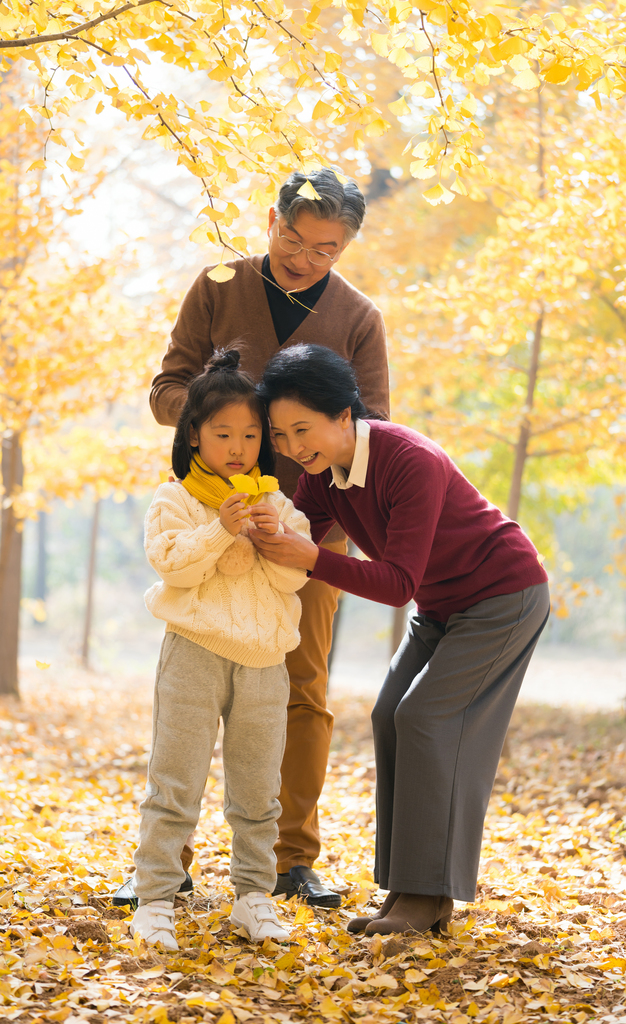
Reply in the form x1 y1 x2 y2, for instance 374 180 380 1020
294 421 548 622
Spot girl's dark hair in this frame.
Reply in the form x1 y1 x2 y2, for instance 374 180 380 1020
258 344 368 420
172 348 275 480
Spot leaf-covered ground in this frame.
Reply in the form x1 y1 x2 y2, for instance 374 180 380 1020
1 668 626 1024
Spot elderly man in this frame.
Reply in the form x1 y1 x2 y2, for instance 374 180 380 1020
114 167 389 909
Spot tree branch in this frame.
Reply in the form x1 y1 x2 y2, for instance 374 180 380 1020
527 447 573 458
483 428 515 448
599 291 626 329
529 410 605 438
419 11 451 155
0 0 163 48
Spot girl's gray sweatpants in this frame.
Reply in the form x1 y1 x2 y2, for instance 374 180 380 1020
372 582 550 903
133 632 289 904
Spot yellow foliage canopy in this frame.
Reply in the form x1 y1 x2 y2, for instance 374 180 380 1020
1 0 625 249
0 72 174 509
341 70 626 559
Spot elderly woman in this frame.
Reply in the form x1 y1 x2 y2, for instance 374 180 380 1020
250 344 549 936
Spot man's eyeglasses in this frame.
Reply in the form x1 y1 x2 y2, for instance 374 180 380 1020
276 229 338 267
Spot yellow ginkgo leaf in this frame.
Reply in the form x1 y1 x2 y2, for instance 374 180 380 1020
312 99 334 120
36 660 50 669
275 951 296 971
297 179 322 201
410 159 437 180
229 474 258 495
280 59 300 78
544 62 572 84
229 474 278 505
217 1011 236 1024
365 118 389 138
294 905 315 925
189 223 216 244
199 206 224 222
207 263 236 283
332 169 349 184
257 475 279 494
67 153 85 171
422 182 455 205
511 68 540 91
388 96 411 117
451 176 469 195
370 31 389 56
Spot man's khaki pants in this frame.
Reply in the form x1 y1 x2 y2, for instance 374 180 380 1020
276 537 347 874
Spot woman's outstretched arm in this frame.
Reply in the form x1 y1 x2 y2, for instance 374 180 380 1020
250 447 448 607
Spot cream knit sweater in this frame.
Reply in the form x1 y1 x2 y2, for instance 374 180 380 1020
144 482 311 668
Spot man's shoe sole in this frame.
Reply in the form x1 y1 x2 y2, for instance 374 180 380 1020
302 891 342 909
272 882 341 909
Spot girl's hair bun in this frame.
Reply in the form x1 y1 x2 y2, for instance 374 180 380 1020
206 348 241 373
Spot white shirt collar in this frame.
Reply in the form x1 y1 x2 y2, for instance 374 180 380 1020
330 419 370 490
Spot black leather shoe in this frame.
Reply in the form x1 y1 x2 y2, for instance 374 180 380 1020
273 872 297 899
273 866 341 909
111 872 193 910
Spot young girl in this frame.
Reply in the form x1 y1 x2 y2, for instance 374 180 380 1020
130 349 311 949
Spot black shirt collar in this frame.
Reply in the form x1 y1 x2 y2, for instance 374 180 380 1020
262 254 330 310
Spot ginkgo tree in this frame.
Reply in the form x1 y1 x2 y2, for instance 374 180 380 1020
353 77 626 565
0 71 171 697
1 0 625 264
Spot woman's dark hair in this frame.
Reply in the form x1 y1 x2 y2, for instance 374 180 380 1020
257 344 368 421
172 348 275 480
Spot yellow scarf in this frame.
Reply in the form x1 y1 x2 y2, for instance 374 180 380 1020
181 455 278 509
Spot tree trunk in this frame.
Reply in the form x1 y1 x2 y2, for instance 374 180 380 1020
506 91 547 523
81 498 100 671
0 431 24 697
506 308 544 520
34 510 47 625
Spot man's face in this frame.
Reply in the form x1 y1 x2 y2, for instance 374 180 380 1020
267 207 348 292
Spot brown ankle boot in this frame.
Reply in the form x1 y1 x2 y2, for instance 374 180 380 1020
364 893 453 936
347 891 400 934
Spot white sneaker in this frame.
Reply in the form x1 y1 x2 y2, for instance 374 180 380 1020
230 891 290 942
131 900 178 950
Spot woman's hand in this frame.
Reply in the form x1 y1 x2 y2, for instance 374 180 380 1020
219 493 249 536
248 502 280 535
250 522 319 572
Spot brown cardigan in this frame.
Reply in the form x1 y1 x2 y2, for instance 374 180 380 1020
150 254 390 499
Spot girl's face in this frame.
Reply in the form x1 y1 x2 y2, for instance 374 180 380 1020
189 401 263 482
269 398 354 473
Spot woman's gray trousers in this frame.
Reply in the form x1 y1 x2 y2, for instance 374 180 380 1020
371 582 550 903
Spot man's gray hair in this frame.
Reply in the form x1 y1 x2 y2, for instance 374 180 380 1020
275 168 366 243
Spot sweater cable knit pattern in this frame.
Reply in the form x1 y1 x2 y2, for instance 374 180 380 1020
144 482 310 668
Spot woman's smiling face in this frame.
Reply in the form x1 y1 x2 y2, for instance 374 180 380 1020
269 398 354 473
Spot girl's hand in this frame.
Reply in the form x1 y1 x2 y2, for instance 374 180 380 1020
219 493 249 536
250 522 319 571
248 502 280 535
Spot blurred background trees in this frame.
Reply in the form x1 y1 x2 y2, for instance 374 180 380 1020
343 68 626 558
0 71 171 693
